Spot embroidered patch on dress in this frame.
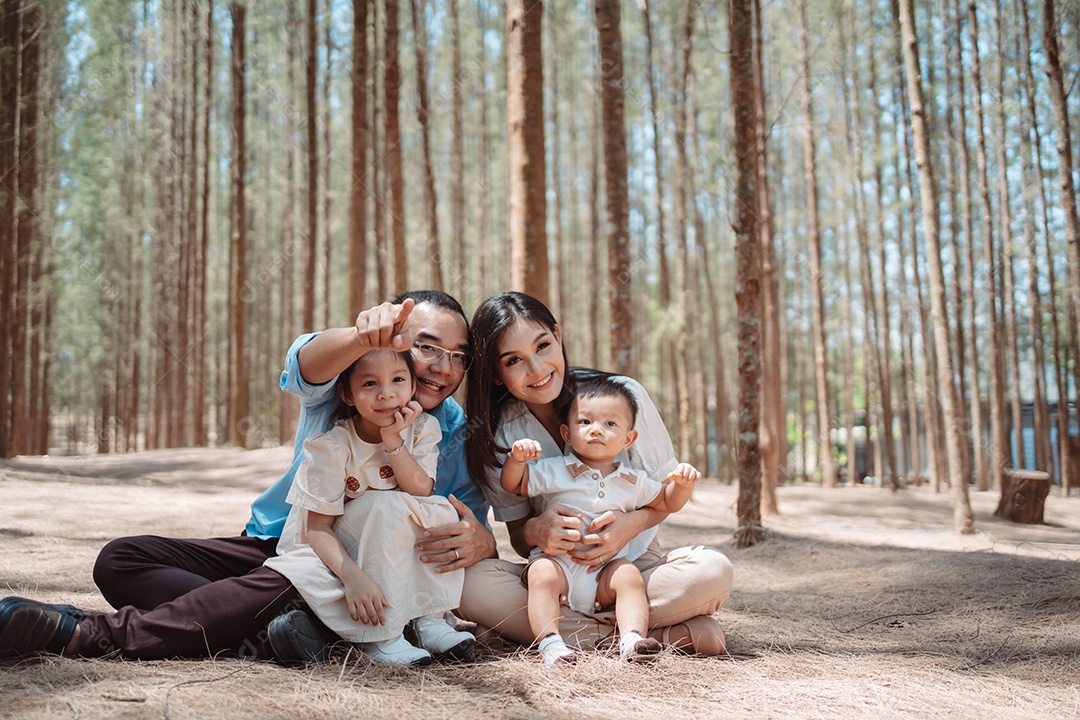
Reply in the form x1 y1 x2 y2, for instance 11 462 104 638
345 476 361 492
379 465 395 480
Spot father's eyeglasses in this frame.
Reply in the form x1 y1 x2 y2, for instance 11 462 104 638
412 341 471 370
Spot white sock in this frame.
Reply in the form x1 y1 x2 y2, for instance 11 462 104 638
538 633 576 666
619 631 647 660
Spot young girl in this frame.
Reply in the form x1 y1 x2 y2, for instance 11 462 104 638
500 375 702 666
460 291 732 657
265 348 474 666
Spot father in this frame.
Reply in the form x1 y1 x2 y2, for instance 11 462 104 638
0 290 496 661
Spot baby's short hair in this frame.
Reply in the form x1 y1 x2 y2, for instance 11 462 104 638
568 375 638 426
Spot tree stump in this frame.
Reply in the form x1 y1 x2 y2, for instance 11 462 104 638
994 469 1050 524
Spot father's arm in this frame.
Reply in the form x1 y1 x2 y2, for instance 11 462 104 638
297 299 415 385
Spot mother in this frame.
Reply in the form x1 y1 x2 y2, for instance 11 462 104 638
457 292 732 654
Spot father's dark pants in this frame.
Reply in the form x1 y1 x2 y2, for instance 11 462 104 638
73 535 298 659
94 535 277 610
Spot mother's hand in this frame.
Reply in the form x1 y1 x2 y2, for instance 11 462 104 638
522 504 583 557
571 509 649 573
415 495 496 573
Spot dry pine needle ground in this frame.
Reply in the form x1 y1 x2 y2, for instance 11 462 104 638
1 448 1078 720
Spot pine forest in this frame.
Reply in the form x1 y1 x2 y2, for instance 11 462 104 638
1 0 1079 538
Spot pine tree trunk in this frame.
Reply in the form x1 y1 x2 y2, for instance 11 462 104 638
1021 181 1049 472
837 2 862 489
565 36 582 342
1016 19 1052 476
28 166 45 452
794 236 809 482
1043 0 1080 491
686 91 730 479
904 98 945 493
594 0 631 376
588 91 603 368
34 245 54 453
182 0 199 447
131 31 146 449
890 0 918 491
13 2 40 456
410 0 443 290
731 0 764 548
755 0 783 509
671 1 696 464
28 89 47 451
700 226 732 482
166 5 183 448
348 0 368 317
868 35 909 485
278 0 298 444
450 0 465 299
194 0 212 446
688 79 714 475
0 0 21 457
898 0 974 533
506 0 548 305
321 0 332 327
372 0 387 300
797 0 834 487
548 0 565 321
967 1 1007 492
641 0 677 438
950 0 986 491
302 0 318 331
148 18 167 451
475 0 491 296
177 0 192 448
994 2 1023 470
940 14 972 486
843 5 883 486
228 0 249 447
385 0 406 290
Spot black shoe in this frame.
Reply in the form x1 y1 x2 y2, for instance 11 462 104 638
267 609 337 665
0 597 86 658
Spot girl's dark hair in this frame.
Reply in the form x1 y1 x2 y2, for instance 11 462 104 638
330 349 416 424
465 292 576 488
392 290 470 334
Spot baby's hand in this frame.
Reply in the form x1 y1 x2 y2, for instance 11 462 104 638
511 438 543 464
383 400 423 439
667 462 701 486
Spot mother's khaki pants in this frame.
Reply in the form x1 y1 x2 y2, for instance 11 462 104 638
457 543 733 650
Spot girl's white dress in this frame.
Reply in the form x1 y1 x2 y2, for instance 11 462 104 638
264 414 462 642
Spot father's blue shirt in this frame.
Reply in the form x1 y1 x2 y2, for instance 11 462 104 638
244 333 489 540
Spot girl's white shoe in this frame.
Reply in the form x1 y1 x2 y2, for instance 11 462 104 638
412 615 477 661
359 634 433 666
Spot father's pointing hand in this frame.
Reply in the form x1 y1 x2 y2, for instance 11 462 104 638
354 298 415 352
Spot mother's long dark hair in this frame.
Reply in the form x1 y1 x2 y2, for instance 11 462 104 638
465 292 576 488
